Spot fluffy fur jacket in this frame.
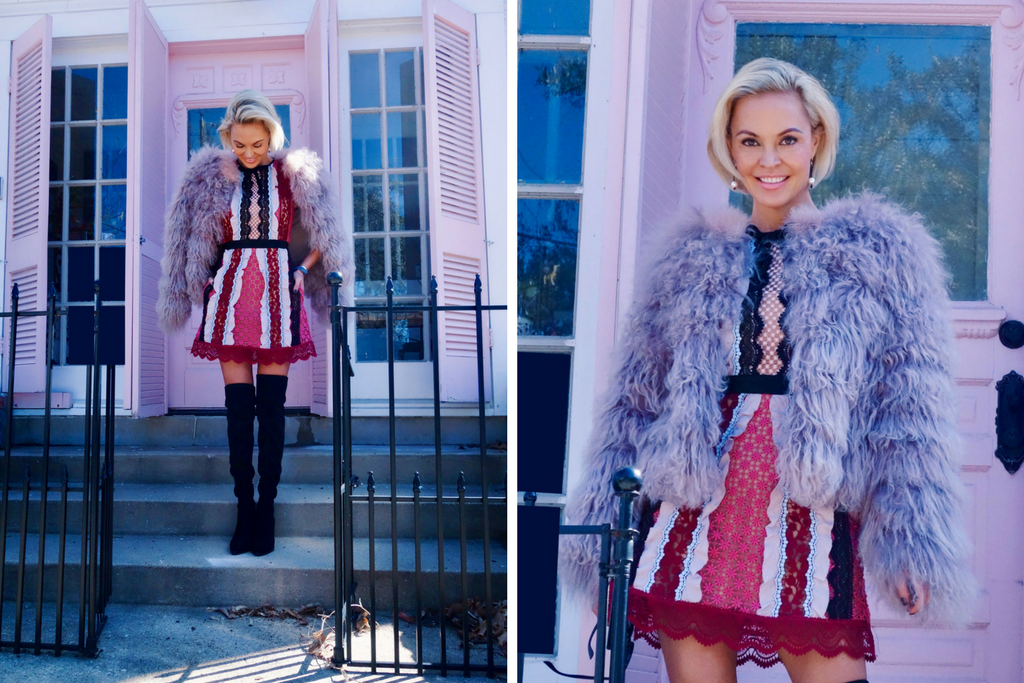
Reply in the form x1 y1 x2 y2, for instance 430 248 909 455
157 146 354 333
562 194 976 624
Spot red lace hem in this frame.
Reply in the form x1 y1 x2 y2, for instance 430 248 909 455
190 340 317 365
629 588 875 669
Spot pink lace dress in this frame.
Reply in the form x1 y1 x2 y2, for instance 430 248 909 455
191 160 316 365
628 225 875 668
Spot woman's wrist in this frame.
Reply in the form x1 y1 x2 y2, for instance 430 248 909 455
292 265 308 275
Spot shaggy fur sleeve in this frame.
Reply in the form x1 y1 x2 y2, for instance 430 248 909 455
285 149 354 316
854 202 977 625
157 158 205 332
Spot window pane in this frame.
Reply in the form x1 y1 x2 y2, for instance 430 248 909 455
69 126 97 180
389 174 421 231
187 108 224 157
102 124 128 179
51 68 65 122
67 247 94 301
99 246 126 301
101 184 127 240
50 127 64 181
385 51 417 106
276 104 291 146
517 50 587 184
68 186 96 241
517 198 579 336
48 188 63 242
354 238 386 297
70 68 98 121
520 0 590 36
350 52 381 108
735 23 990 301
352 113 383 169
387 112 418 168
47 247 62 305
102 66 128 119
391 236 422 296
356 311 424 361
66 306 93 365
518 351 571 493
353 175 384 232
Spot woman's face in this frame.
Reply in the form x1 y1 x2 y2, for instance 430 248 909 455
727 91 820 221
229 122 272 168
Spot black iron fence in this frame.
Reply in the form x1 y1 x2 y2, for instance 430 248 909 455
328 273 507 677
519 468 641 683
0 282 115 656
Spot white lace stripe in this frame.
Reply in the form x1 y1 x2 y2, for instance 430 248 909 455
633 504 679 593
805 508 834 618
255 249 272 348
268 162 281 240
757 486 789 617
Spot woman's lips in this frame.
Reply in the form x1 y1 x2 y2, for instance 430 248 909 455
756 175 788 189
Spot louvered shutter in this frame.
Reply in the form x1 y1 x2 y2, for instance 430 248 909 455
423 0 492 403
305 0 341 417
127 0 169 416
4 16 52 393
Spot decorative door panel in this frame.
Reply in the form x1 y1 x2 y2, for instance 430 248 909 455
5 16 52 393
625 1 1024 681
165 39 312 408
127 0 169 416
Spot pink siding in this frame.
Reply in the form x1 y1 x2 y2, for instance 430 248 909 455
5 16 52 393
422 0 492 403
128 0 169 416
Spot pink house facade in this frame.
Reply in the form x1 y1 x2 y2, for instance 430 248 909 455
0 0 508 421
518 0 1024 681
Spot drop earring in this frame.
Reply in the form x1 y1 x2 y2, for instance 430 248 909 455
730 179 739 191
808 160 816 189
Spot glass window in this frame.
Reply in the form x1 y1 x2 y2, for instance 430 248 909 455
517 50 588 184
735 23 990 301
520 0 590 36
349 48 431 362
48 63 129 365
518 199 579 336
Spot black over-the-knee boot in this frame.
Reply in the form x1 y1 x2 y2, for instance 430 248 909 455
252 374 288 556
225 383 256 555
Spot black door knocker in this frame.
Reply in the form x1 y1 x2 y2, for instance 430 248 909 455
995 370 1024 474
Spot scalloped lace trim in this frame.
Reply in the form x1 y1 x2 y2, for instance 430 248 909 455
191 340 316 365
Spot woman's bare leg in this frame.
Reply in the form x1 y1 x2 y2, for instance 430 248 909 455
221 360 254 385
256 362 290 377
659 632 737 683
778 648 866 683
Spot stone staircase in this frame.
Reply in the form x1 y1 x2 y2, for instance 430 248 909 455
2 415 507 611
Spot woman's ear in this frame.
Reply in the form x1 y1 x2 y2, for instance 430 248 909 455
811 126 822 156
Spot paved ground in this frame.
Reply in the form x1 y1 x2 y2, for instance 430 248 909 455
0 603 505 682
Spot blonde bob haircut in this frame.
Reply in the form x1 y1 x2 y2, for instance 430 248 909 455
707 58 840 192
218 89 286 152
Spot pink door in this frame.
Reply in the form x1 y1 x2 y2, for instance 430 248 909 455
164 39 314 409
621 2 1024 681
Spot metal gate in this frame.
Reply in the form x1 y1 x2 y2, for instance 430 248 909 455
327 273 507 677
0 282 115 656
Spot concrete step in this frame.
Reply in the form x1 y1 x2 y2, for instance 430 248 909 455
3 534 506 608
3 483 507 540
3 444 506 487
9 414 507 448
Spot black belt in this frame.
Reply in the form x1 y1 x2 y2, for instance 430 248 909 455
220 239 289 251
725 374 789 395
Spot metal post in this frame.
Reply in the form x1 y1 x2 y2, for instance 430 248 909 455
14 466 31 652
412 472 423 675
342 301 355 662
86 281 102 656
34 285 56 652
457 471 469 676
0 283 21 635
608 468 641 683
428 276 448 676
593 524 612 683
55 466 69 656
385 277 400 672
328 273 346 667
473 274 495 677
367 471 377 673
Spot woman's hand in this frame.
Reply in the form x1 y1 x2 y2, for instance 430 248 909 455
897 578 930 615
293 270 305 294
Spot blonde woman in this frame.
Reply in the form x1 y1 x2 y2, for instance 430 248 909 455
158 90 352 557
562 59 974 683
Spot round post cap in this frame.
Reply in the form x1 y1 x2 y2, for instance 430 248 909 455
612 467 642 493
327 272 344 285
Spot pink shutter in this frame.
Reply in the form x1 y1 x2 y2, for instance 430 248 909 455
4 16 52 393
127 0 169 417
305 0 341 417
423 0 492 403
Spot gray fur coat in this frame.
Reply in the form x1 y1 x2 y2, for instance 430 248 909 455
562 194 976 624
157 146 354 333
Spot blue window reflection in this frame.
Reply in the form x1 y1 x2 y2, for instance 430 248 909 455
735 23 990 301
350 53 381 109
518 198 579 336
103 66 128 119
356 311 425 361
352 113 383 169
101 184 127 240
520 0 590 36
518 50 587 184
102 124 128 179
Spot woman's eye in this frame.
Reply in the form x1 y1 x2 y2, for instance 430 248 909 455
741 138 758 147
781 136 798 145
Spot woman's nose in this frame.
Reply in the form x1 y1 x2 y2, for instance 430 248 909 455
759 146 779 167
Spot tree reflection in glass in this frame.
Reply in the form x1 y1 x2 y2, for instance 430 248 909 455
518 198 580 336
735 24 990 301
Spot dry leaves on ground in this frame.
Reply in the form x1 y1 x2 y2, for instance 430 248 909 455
206 603 323 626
445 598 507 657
